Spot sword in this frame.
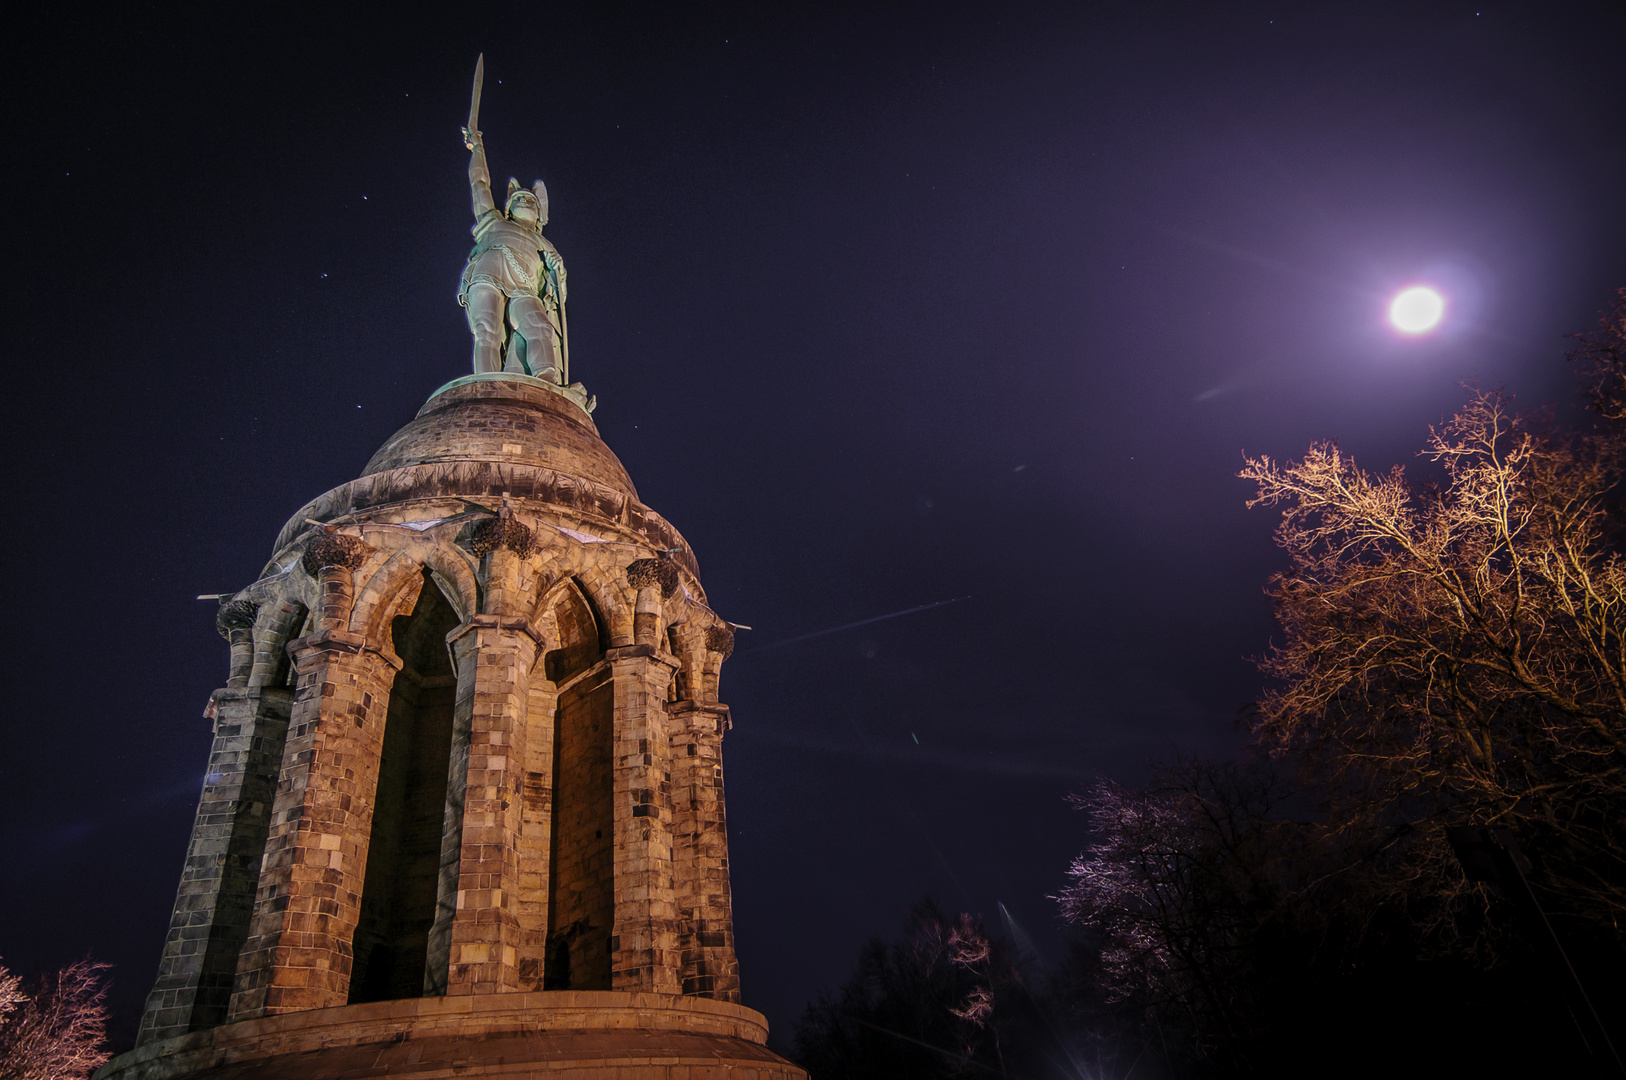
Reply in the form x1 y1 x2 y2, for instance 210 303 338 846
466 54 484 140
560 289 569 386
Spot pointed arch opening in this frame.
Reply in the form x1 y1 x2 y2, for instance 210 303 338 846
543 579 614 990
349 570 460 1004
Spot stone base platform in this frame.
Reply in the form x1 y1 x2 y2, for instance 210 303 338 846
97 992 807 1080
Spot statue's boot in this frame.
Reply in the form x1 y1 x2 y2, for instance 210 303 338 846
502 335 528 375
501 333 557 383
472 341 502 373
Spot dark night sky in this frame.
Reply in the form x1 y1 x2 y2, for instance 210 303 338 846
3 1 1624 1057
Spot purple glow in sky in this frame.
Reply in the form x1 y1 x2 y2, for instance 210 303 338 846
1 1 1624 1061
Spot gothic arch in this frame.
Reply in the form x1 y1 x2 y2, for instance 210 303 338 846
571 560 635 649
349 570 462 1005
538 577 607 686
341 535 479 633
349 548 431 646
248 595 310 692
421 543 479 623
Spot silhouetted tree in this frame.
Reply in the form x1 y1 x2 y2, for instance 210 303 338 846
793 900 1050 1079
1571 287 1626 423
1056 759 1310 1073
1055 751 1626 1078
0 957 112 1080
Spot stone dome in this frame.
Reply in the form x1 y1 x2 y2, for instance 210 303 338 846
269 372 697 568
363 374 638 500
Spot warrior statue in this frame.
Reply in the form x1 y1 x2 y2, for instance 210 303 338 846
458 56 568 382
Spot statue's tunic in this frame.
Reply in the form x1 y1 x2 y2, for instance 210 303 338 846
458 210 564 308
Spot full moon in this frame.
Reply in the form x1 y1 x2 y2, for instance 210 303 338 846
1389 286 1445 333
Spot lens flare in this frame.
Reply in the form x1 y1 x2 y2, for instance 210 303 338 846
1389 286 1445 334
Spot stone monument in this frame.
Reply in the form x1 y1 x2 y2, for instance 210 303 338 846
97 59 804 1080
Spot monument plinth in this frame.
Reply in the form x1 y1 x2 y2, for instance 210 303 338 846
97 56 804 1080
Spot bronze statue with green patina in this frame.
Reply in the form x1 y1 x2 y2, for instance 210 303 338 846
458 55 568 382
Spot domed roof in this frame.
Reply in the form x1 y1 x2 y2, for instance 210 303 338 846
270 372 699 562
363 374 638 499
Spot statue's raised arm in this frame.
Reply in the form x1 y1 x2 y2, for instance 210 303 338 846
462 55 496 219
464 132 496 220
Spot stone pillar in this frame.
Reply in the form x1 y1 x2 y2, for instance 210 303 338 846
137 683 293 1043
248 600 309 690
226 630 397 1018
608 644 683 994
433 615 540 994
515 674 558 989
699 625 735 704
671 701 740 1001
218 599 259 689
422 654 471 996
316 565 357 631
627 558 679 651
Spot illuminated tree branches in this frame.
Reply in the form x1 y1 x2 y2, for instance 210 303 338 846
1241 386 1626 931
0 957 112 1080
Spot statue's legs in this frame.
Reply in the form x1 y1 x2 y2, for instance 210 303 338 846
501 335 526 375
507 295 561 383
464 283 506 374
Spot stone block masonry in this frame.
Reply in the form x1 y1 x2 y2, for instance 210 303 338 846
119 375 795 1079
227 632 397 1017
137 686 292 1042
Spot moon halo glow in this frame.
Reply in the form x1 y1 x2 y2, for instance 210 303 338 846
1389 286 1445 334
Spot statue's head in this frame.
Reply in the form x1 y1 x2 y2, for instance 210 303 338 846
505 178 549 227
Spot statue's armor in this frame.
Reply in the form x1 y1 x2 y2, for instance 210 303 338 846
458 210 553 304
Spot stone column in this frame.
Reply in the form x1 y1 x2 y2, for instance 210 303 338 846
431 615 540 994
609 644 683 994
671 701 741 1001
424 521 547 996
226 629 397 1018
514 674 558 989
137 682 293 1043
627 558 679 651
699 624 735 704
219 599 258 689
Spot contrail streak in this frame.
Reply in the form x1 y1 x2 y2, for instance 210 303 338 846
735 596 970 656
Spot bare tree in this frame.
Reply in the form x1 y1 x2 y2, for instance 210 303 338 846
0 957 112 1080
1239 380 1626 941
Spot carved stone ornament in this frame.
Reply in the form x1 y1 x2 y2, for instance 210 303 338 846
301 532 370 575
469 515 538 558
626 556 680 598
704 623 736 660
214 599 259 639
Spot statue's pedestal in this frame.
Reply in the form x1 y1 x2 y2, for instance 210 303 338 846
434 370 596 417
98 991 806 1079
